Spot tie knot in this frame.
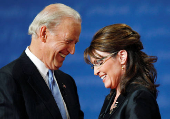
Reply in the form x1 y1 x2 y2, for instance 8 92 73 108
48 70 53 78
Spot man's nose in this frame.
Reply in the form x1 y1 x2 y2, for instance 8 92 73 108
68 43 75 55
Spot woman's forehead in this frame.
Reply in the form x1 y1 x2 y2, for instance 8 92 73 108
93 50 110 57
90 50 110 60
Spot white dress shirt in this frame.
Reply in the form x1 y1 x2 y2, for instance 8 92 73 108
25 46 70 119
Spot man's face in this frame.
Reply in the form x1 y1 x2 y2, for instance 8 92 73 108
42 18 81 70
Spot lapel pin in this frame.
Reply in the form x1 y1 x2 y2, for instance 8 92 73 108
62 83 66 88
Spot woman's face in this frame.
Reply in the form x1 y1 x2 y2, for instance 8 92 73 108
90 50 125 90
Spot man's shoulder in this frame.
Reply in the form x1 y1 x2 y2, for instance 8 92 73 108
0 58 19 74
0 52 27 75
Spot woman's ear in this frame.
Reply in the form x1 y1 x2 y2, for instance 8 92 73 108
39 26 47 43
118 50 127 65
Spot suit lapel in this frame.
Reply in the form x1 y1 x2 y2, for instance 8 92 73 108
20 52 62 119
108 94 126 119
54 70 76 119
54 71 70 108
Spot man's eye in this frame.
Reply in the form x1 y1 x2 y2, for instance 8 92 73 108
64 39 71 43
65 40 71 44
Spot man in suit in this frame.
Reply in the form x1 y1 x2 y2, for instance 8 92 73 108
0 3 84 119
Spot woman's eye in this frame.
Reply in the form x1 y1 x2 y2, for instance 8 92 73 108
97 60 103 65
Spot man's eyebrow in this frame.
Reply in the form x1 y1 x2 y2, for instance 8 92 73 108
65 38 79 44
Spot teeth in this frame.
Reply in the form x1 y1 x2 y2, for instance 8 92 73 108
59 53 66 58
101 75 107 80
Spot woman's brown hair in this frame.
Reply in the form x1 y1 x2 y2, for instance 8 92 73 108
84 24 159 97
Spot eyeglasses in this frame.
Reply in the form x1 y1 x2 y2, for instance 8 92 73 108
91 52 117 69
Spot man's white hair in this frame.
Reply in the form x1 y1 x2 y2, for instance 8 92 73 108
28 3 81 38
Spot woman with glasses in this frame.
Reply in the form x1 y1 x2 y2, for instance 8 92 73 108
84 24 161 119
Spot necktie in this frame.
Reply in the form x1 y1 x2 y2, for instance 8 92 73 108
48 70 67 119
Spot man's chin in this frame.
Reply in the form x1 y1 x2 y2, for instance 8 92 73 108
46 64 60 70
54 63 63 70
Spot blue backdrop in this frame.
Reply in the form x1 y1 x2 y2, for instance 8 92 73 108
1 0 170 118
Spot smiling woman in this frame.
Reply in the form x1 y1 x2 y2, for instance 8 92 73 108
84 23 161 119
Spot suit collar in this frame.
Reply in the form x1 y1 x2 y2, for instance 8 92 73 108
100 84 143 119
99 89 126 119
25 47 48 80
19 52 62 118
108 93 126 117
19 52 79 119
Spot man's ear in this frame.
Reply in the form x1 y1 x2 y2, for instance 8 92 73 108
118 50 127 65
39 26 47 43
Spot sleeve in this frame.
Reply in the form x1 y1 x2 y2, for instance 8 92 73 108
125 89 161 119
0 72 28 119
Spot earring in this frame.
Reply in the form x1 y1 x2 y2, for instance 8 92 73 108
121 65 124 70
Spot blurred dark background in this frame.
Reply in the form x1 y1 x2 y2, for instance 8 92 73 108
0 0 170 118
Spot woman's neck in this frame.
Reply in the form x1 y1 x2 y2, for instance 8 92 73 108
110 90 121 110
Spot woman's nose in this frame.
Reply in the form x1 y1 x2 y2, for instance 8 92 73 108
94 66 99 76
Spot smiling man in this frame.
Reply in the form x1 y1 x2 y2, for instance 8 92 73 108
0 3 84 119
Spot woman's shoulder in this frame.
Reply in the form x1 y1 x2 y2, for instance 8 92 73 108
125 84 157 102
126 84 151 93
124 84 161 118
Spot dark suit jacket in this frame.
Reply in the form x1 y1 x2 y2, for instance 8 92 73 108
98 84 161 119
0 52 84 119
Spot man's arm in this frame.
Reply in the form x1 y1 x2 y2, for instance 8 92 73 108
0 71 28 119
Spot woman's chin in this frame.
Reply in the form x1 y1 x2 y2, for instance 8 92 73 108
104 84 111 89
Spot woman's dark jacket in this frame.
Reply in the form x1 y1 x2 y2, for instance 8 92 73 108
98 84 161 119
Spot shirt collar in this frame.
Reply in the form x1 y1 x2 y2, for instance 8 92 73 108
25 46 49 77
